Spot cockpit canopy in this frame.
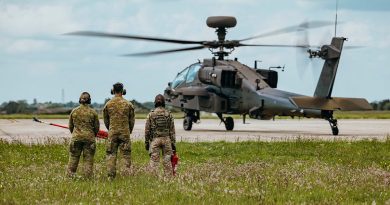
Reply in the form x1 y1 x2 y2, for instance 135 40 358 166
171 63 202 88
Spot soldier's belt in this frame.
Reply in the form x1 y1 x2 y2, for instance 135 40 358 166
152 134 170 138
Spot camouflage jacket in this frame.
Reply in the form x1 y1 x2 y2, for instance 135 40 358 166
145 106 175 144
103 96 135 137
68 104 100 140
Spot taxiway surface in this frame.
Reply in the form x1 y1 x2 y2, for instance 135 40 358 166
0 119 389 144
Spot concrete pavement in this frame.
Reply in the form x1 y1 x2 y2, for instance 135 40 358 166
0 119 389 144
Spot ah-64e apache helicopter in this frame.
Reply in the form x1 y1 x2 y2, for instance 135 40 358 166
68 16 372 135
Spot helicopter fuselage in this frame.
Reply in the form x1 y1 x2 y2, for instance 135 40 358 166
164 58 321 120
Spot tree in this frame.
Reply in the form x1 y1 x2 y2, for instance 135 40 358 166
2 100 29 114
370 99 390 110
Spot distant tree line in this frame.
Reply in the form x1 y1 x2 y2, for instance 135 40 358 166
370 99 390 110
3 98 386 114
0 99 153 114
0 100 31 114
0 100 79 114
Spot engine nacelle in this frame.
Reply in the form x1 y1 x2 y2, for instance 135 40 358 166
256 69 278 88
198 66 242 88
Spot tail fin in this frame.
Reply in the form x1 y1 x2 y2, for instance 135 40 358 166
313 37 345 98
294 37 373 111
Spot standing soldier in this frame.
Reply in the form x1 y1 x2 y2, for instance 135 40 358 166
67 92 100 178
103 82 135 179
145 94 176 176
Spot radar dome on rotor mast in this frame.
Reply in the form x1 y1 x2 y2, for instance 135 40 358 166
206 16 237 28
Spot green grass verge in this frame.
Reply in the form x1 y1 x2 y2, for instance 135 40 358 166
333 111 390 119
1 140 389 204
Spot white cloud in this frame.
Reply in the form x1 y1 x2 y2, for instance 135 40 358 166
5 39 50 54
338 22 372 45
27 62 58 75
101 7 213 51
0 3 83 37
197 0 259 4
378 35 390 48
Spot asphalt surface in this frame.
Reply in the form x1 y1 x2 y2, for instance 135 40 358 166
0 119 389 144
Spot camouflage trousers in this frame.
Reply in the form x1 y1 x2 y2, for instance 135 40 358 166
106 135 131 178
67 139 96 178
149 137 173 176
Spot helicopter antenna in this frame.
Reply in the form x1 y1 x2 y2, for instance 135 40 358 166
334 0 339 37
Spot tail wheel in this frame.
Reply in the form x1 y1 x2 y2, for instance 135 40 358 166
225 116 234 131
183 116 193 131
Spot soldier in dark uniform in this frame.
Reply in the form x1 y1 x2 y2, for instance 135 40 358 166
103 82 135 179
67 92 100 178
145 94 176 176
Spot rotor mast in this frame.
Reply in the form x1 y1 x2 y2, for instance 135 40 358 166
206 16 237 60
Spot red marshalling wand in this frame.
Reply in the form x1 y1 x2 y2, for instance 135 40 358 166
32 117 108 139
171 152 179 176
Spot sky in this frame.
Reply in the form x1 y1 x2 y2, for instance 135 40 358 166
0 0 389 104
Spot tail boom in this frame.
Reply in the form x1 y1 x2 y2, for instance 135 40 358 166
291 96 372 111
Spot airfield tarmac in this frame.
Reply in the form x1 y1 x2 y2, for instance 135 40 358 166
0 119 389 144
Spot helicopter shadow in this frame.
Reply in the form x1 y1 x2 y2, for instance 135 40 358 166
186 129 361 137
188 129 319 135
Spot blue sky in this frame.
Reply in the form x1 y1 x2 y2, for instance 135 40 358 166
0 0 389 104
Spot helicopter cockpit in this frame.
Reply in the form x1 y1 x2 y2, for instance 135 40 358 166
171 63 202 88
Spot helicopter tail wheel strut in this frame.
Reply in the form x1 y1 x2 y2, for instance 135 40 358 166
327 117 339 136
217 113 234 131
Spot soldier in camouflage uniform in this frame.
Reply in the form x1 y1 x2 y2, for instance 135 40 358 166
67 92 100 178
103 82 135 179
145 94 176 176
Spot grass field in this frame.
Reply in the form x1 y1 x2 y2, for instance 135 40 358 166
1 111 390 120
334 111 390 119
1 140 389 204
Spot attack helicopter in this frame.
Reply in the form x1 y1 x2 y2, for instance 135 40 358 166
67 16 372 135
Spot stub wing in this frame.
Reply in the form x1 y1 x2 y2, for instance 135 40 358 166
290 96 372 111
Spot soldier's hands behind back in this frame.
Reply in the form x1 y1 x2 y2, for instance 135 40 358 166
145 142 150 151
171 143 176 153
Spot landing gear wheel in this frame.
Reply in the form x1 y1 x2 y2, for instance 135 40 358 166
183 116 193 131
331 126 339 136
323 111 339 136
225 116 234 131
328 118 339 136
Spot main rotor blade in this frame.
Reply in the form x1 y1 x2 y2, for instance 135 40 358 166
238 43 309 48
305 45 365 50
239 21 334 42
344 45 365 49
66 31 205 45
122 45 206 57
